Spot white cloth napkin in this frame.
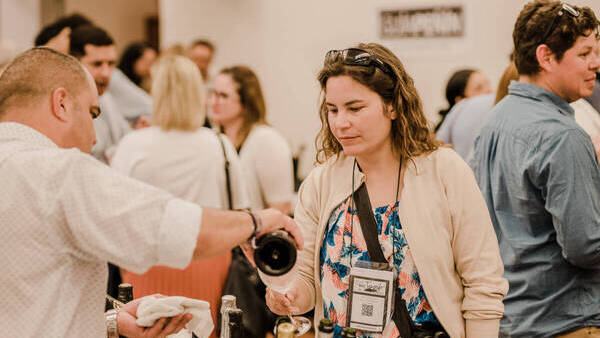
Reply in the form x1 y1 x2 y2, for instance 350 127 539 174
136 295 214 338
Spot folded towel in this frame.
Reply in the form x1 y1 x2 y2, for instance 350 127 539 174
136 295 214 338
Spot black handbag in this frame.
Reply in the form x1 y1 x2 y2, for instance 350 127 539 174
353 182 448 338
216 133 276 338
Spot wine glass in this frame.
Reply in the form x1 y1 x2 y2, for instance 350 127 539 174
258 265 312 336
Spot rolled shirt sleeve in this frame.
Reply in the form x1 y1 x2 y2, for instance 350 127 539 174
156 199 202 268
57 151 201 274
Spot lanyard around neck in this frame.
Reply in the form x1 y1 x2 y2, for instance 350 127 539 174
349 157 402 267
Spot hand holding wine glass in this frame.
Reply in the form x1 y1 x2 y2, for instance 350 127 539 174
266 284 301 315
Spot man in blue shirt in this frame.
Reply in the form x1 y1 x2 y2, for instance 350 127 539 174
472 1 600 337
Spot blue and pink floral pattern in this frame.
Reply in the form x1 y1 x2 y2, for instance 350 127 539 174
319 197 439 337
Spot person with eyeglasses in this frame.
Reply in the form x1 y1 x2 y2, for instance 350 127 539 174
471 1 600 337
209 65 294 215
0 47 303 338
110 55 251 337
266 42 507 338
209 65 295 337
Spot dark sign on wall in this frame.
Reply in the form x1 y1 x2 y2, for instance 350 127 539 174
380 6 465 39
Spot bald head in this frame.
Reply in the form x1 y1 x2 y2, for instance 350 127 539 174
0 47 91 117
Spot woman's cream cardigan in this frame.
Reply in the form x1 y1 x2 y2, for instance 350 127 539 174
294 148 508 338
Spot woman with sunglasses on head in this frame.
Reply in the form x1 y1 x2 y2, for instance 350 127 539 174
209 65 294 215
266 43 507 338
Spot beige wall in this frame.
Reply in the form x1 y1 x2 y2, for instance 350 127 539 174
64 0 158 54
0 0 39 54
160 0 599 176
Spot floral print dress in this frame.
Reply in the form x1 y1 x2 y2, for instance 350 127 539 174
319 197 440 337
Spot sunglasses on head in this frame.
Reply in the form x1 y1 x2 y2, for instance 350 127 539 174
324 48 395 79
538 3 580 45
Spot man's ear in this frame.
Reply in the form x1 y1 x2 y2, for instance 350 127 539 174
536 44 556 72
50 87 70 122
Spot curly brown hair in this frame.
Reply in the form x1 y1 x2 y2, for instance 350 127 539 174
315 42 440 164
219 65 267 147
513 0 599 76
494 61 519 105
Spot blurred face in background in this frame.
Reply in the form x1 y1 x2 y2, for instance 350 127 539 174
78 44 116 95
134 47 157 78
209 73 243 127
463 71 493 99
189 44 213 81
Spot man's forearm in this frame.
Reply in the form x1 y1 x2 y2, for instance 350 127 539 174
193 208 253 259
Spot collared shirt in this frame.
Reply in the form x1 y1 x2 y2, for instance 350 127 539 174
0 122 202 337
92 92 131 163
436 93 494 161
472 81 600 338
106 68 152 120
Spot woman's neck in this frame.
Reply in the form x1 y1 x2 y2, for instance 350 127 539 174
356 143 403 207
222 118 244 148
355 143 399 176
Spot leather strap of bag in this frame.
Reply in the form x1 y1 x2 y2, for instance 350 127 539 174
217 133 233 210
352 182 387 263
353 181 414 337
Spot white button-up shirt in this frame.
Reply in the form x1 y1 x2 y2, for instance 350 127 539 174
0 122 202 337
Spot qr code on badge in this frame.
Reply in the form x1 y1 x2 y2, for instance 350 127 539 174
361 303 374 317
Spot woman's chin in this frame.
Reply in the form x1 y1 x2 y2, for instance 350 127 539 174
342 147 360 157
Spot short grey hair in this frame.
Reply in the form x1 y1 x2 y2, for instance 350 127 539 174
0 47 89 116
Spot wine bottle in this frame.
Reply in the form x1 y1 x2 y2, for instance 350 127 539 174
227 308 243 338
117 283 133 304
220 295 236 338
117 283 133 338
254 230 297 276
318 318 334 338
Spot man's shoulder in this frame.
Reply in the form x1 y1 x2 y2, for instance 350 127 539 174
486 95 578 140
243 124 291 155
2 144 100 182
247 125 286 143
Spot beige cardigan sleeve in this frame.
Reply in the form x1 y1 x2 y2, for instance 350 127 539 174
293 168 321 313
440 149 509 337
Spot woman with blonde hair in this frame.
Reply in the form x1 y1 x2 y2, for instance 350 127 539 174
111 55 249 336
210 65 294 215
266 43 507 337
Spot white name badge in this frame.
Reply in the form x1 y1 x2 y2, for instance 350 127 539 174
346 263 394 333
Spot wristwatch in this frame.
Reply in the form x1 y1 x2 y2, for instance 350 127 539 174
105 309 119 338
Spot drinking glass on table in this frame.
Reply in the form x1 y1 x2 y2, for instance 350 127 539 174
258 266 312 336
253 231 311 336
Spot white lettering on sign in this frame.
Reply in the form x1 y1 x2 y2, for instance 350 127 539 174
381 6 464 39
